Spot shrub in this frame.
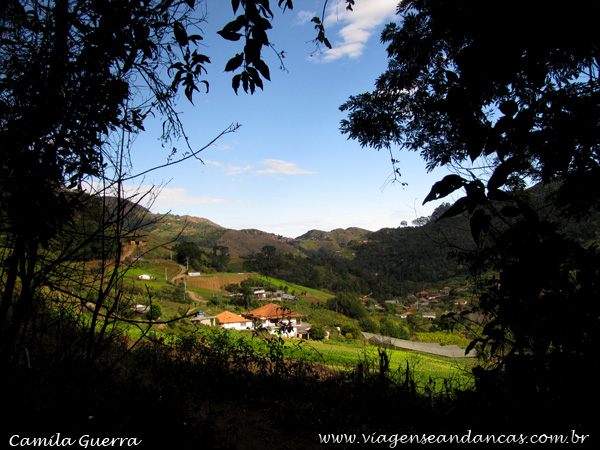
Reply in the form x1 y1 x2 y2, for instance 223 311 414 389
310 324 326 340
358 317 379 333
325 292 367 319
379 319 410 340
143 301 162 321
340 323 362 340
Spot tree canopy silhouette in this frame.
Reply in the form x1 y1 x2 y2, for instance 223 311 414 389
0 0 352 368
340 0 600 416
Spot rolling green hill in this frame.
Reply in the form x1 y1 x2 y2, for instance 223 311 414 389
111 181 600 301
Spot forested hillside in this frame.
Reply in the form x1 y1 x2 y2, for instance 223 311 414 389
241 204 474 298
238 187 600 299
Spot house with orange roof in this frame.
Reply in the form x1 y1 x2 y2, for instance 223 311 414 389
214 311 253 331
242 303 302 337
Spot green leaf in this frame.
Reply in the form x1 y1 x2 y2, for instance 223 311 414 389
256 0 274 19
247 67 264 90
470 209 491 245
225 53 244 72
278 0 294 11
217 30 243 41
436 197 469 220
487 158 517 191
242 71 249 93
221 15 247 34
187 34 203 43
173 21 188 47
423 174 466 204
232 74 242 94
464 180 486 212
251 25 270 46
184 84 198 104
253 58 271 81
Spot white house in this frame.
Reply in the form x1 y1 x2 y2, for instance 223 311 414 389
242 303 302 337
214 311 252 330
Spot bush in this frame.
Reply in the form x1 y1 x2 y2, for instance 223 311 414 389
325 292 367 319
379 319 410 340
358 317 379 333
340 323 362 340
143 301 162 321
310 324 326 340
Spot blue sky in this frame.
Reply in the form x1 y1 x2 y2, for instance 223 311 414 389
125 0 450 238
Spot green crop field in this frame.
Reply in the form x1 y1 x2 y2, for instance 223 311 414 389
298 339 475 391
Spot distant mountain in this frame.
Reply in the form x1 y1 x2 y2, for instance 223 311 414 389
141 212 374 258
140 182 600 269
146 214 227 249
216 229 299 257
296 227 372 243
293 227 372 257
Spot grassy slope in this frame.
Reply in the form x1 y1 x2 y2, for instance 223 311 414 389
114 246 476 387
297 339 475 389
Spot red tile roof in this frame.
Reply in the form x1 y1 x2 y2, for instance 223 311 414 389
215 311 252 324
243 303 301 320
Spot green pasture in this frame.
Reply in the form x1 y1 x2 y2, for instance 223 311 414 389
257 276 334 302
297 339 475 390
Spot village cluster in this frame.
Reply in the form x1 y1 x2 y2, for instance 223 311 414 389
383 287 470 321
190 303 308 338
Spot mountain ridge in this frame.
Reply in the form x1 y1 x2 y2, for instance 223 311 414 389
143 212 375 258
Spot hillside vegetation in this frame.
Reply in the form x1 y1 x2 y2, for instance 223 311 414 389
3 186 597 449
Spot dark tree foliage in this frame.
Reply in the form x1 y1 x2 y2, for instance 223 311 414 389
340 0 600 420
220 0 356 93
379 318 409 340
353 215 473 290
325 292 367 320
243 213 475 299
173 241 229 272
0 0 212 365
0 0 349 367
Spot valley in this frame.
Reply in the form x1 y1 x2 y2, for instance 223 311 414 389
113 206 481 391
6 187 598 448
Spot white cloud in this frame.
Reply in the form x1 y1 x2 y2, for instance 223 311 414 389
255 159 318 176
201 158 317 179
295 10 316 25
205 159 252 176
82 181 249 212
316 0 397 62
209 143 233 151
148 186 250 211
225 164 252 176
